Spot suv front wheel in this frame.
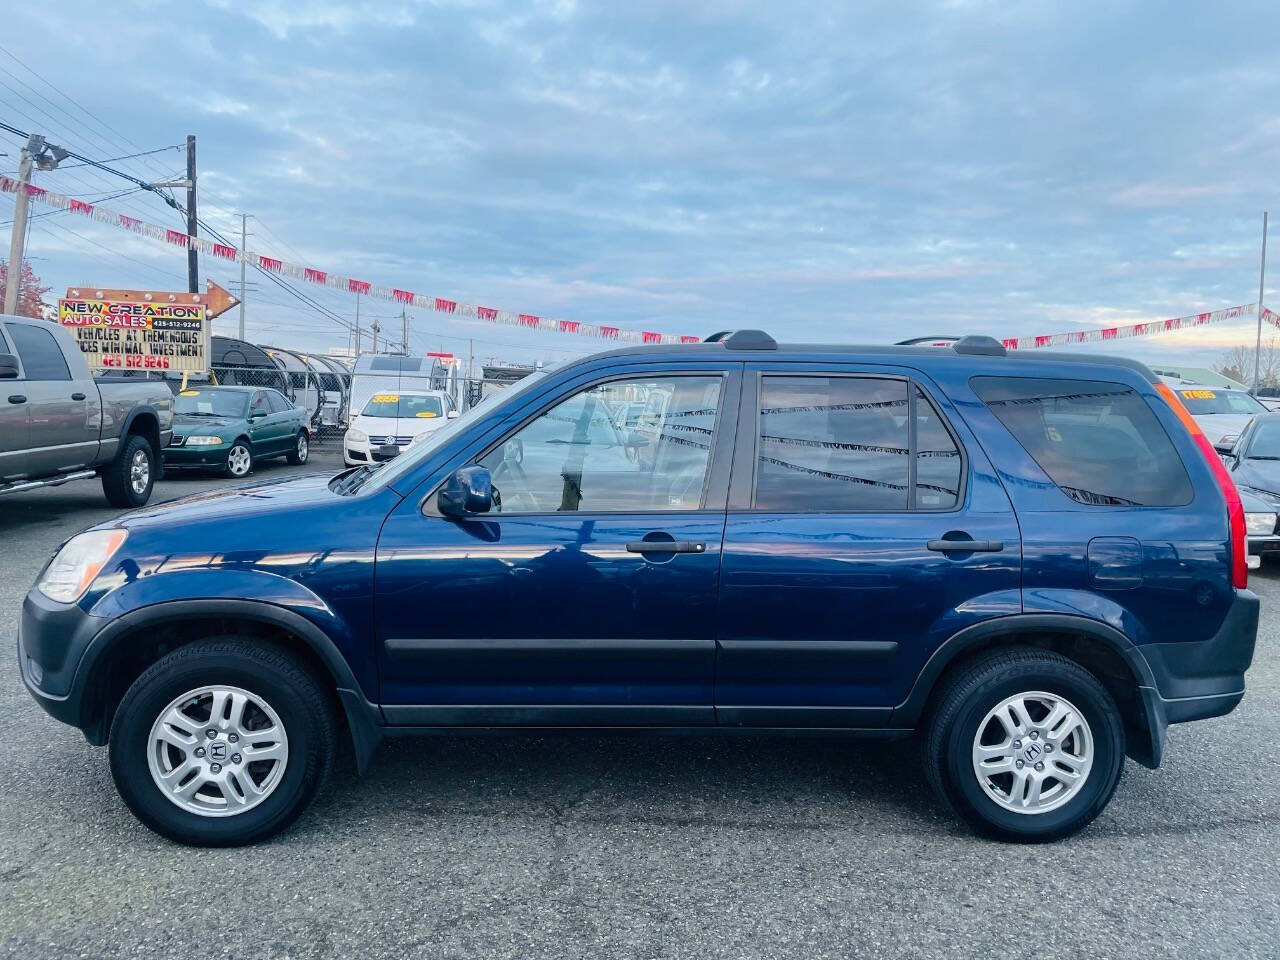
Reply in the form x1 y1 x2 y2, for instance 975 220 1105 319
108 639 335 846
924 647 1124 842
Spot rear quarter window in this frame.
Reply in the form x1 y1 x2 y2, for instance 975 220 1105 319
971 376 1193 507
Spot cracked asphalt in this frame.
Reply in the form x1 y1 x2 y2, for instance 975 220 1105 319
1 451 1277 958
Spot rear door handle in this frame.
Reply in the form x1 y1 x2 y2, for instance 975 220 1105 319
928 539 1004 553
626 540 707 554
71 392 86 401
7 394 25 405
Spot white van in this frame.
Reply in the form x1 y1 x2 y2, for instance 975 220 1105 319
344 389 457 465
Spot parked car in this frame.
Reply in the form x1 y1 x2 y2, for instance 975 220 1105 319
1160 377 1269 449
1217 412 1280 563
0 313 173 507
164 385 310 477
343 390 457 466
19 331 1257 846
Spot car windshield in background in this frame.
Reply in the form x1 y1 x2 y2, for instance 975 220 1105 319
352 370 554 494
361 394 444 419
174 390 249 418
1178 388 1268 415
1246 420 1280 459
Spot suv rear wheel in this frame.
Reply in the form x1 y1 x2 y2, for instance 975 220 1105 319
108 639 335 846
923 647 1124 842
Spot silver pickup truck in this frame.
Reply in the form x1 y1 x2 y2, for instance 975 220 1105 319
0 314 173 507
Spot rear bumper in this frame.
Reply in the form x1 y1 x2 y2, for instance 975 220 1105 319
1130 588 1258 766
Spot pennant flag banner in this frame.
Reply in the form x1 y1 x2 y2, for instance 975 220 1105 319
1 176 1263 352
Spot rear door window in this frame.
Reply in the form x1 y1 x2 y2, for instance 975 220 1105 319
752 376 964 512
972 376 1192 506
7 323 70 381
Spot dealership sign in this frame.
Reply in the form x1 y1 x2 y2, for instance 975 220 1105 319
57 282 238 373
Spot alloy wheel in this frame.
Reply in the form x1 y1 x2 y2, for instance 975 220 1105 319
129 447 151 496
146 685 289 817
297 434 308 462
971 690 1093 814
227 444 251 476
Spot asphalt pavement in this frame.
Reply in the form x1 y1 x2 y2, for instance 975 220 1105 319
1 448 1277 958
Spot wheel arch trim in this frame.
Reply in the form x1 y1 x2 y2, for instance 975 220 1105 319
75 598 383 772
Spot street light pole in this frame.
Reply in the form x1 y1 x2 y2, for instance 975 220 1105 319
1255 211 1269 393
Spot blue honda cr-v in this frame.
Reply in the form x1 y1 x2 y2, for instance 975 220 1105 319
18 331 1258 845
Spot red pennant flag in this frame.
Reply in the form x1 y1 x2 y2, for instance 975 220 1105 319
435 298 457 312
69 199 93 215
349 279 370 295
519 313 540 327
166 229 188 247
305 268 327 284
393 289 414 303
642 331 662 343
1035 335 1052 347
26 185 46 200
1002 338 1019 350
560 320 580 333
599 325 619 339
1101 327 1117 340
212 243 236 260
119 215 141 231
679 335 700 344
477 306 498 320
259 256 282 271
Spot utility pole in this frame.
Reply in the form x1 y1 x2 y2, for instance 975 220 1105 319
238 212 249 340
401 308 408 353
371 314 380 353
354 292 361 357
468 338 474 381
185 135 198 294
1255 211 1269 395
3 136 36 315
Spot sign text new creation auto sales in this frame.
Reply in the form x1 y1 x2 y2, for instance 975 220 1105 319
58 299 207 372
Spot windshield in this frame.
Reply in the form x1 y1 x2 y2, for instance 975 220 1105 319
1246 420 1280 459
361 393 444 419
174 389 249 418
354 370 552 494
1178 388 1267 415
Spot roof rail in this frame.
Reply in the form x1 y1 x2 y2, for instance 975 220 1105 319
952 335 1006 357
705 329 777 350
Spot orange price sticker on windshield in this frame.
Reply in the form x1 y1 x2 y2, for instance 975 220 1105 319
1181 390 1216 399
179 390 200 396
415 411 438 418
372 394 399 403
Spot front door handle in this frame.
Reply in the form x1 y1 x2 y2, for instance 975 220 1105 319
928 538 1004 553
71 392 86 401
626 540 707 554
7 394 25 405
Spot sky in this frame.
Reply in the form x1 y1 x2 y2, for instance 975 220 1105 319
4 0 1280 371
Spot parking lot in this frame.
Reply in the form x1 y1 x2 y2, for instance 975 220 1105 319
0 451 1276 959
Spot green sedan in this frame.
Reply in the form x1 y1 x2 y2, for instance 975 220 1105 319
163 385 311 478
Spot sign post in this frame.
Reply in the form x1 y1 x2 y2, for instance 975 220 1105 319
57 281 239 375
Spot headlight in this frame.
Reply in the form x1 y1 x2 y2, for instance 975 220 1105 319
37 530 128 603
1246 512 1277 535
185 436 224 446
346 428 367 443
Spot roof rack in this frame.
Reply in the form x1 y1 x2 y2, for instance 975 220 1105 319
704 330 777 350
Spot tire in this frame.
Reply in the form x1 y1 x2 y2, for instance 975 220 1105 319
286 430 309 465
108 638 336 846
102 433 156 508
223 439 253 478
923 647 1124 842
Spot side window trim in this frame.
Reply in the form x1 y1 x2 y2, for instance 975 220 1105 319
422 368 741 517
735 370 967 515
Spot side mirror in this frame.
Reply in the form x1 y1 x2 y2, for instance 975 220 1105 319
438 465 494 517
446 409 460 419
0 354 18 379
249 407 267 420
1213 441 1236 456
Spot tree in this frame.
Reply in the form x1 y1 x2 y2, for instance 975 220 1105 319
0 260 53 319
1215 339 1280 390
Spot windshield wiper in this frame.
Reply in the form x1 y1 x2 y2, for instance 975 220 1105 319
1248 455 1280 460
331 464 379 495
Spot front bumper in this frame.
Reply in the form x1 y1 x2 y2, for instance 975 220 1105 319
162 442 229 467
18 588 106 737
344 438 402 466
1130 588 1258 766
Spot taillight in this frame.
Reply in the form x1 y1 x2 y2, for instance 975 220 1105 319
1156 383 1248 588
